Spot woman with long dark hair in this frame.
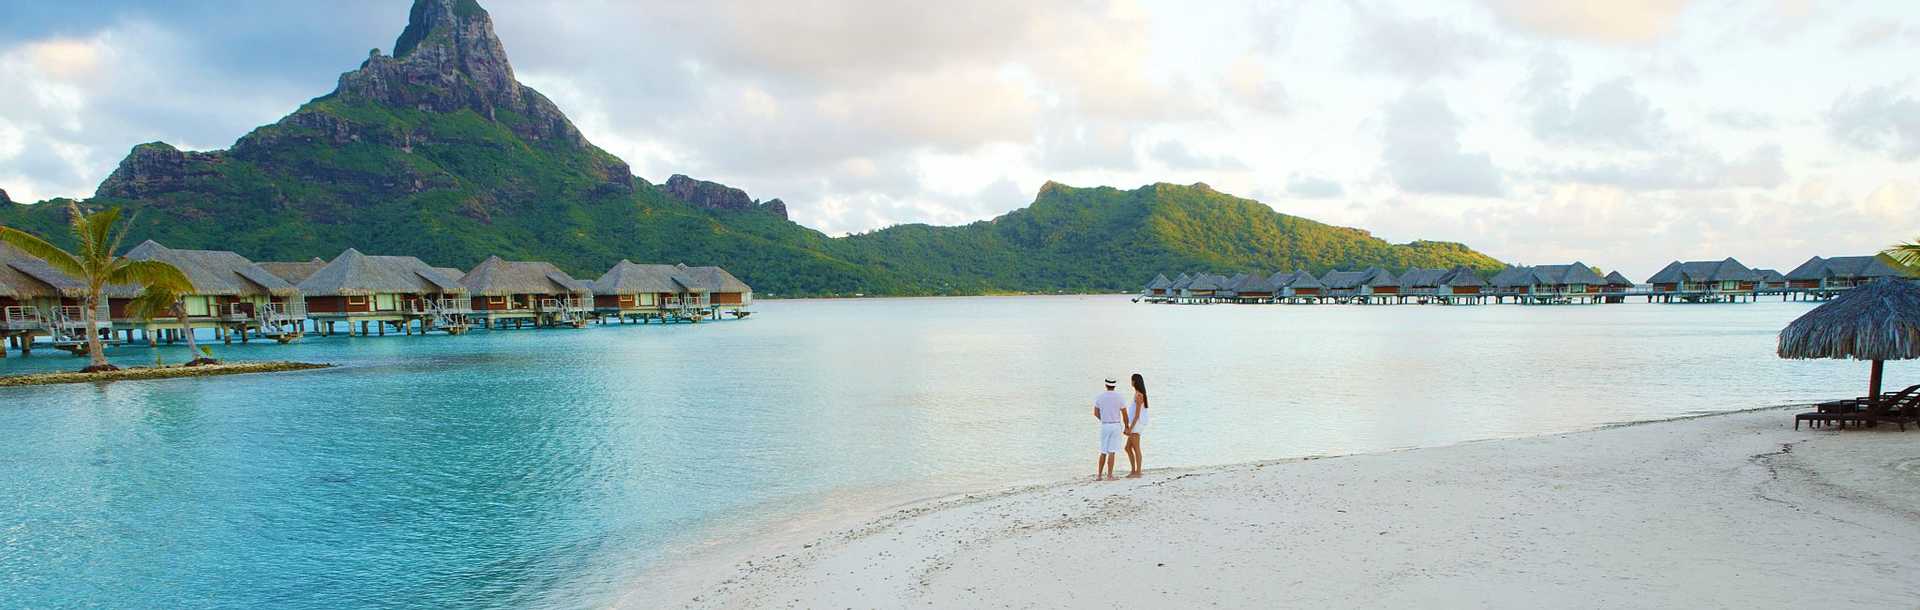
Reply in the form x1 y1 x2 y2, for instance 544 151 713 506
1124 373 1149 478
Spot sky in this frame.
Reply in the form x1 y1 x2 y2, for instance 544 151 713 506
0 0 1915 279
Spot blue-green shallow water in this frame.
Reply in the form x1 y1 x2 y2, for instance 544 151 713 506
0 296 1883 608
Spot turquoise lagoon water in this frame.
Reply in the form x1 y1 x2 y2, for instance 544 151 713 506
0 296 1881 608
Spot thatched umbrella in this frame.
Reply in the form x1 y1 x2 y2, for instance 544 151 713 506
1778 278 1920 413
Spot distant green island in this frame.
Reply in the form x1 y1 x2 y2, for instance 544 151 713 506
0 0 1501 297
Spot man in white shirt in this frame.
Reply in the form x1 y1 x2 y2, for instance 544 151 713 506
1093 378 1131 481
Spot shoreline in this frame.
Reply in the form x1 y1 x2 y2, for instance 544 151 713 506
628 404 1920 608
0 361 333 387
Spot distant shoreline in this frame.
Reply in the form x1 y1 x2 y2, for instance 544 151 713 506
631 404 1920 608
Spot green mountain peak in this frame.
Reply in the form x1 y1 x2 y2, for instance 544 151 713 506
0 0 1502 297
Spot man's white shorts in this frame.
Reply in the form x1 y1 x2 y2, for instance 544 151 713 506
1100 422 1124 453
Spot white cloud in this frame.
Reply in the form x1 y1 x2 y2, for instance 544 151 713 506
1827 85 1920 161
1479 0 1693 43
1525 70 1671 150
1348 6 1496 79
1 0 1916 275
1379 89 1503 197
1543 144 1787 191
1861 180 1917 224
1284 174 1345 199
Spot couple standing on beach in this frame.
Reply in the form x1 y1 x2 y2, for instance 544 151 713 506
1093 374 1150 480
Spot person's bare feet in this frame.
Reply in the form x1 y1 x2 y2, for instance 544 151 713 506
1126 472 1142 478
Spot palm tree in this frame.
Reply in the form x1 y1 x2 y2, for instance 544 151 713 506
1887 238 1920 270
125 282 217 366
0 203 192 371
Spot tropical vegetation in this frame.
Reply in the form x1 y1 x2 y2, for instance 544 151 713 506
0 204 194 371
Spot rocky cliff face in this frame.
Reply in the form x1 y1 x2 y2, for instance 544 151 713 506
94 0 631 202
663 174 789 219
0 188 10 205
336 0 585 148
96 143 224 200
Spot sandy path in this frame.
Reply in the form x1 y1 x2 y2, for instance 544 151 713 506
636 407 1920 609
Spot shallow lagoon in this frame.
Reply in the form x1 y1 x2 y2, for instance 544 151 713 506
0 296 1877 608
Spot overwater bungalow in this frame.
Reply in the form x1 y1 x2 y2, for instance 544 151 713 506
1268 270 1325 303
1432 266 1490 304
1142 274 1173 302
459 256 593 328
1165 273 1195 303
1489 263 1609 304
1229 273 1275 303
683 264 753 318
290 249 472 336
1397 268 1445 295
1753 268 1788 292
0 242 96 356
1320 268 1396 304
1396 267 1486 304
1603 271 1635 303
115 241 306 343
1218 273 1251 301
1784 256 1905 299
1181 274 1224 303
1646 258 1759 303
590 260 708 323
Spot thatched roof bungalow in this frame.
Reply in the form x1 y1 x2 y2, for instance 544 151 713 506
1268 270 1324 297
684 264 752 308
1784 256 1904 290
0 242 90 332
1434 266 1488 295
292 249 468 319
1182 274 1225 300
1321 267 1397 296
1753 268 1787 290
1646 258 1758 293
1144 274 1173 297
1490 263 1606 294
1604 271 1635 290
117 240 301 322
460 256 591 316
590 260 705 314
1229 273 1274 301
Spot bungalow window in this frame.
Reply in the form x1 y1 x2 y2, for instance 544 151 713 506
489 296 506 306
347 296 368 309
1567 284 1584 293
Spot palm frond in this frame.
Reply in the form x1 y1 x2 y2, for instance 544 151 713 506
81 205 122 268
0 225 85 278
108 209 138 263
107 259 193 292
124 285 182 321
66 203 101 268
1887 240 1920 269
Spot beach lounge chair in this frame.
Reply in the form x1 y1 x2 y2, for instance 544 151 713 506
1814 384 1920 414
1798 386 1920 430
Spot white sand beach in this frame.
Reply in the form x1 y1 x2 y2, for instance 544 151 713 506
631 406 1920 609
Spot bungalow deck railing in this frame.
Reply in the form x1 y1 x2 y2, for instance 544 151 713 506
537 297 592 325
43 306 94 345
3 305 45 331
662 296 711 310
